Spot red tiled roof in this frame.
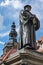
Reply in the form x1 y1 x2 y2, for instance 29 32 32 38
38 36 43 44
0 57 2 64
0 57 2 60
37 46 43 52
10 49 17 54
2 49 16 61
39 36 43 41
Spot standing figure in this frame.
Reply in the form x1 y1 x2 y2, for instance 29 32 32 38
19 5 40 50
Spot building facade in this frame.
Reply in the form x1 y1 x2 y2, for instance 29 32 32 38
0 5 43 65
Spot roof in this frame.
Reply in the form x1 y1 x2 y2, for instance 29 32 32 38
2 49 16 61
38 36 43 44
39 36 43 41
0 57 3 64
37 46 43 52
0 57 2 60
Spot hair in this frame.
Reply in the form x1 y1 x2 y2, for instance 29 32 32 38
24 5 32 11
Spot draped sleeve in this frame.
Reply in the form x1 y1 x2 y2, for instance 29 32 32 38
33 15 40 31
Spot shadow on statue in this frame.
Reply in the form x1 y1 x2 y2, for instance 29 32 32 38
19 5 40 50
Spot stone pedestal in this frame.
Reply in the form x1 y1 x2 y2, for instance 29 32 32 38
3 48 43 65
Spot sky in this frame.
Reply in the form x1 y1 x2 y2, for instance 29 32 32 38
0 0 43 56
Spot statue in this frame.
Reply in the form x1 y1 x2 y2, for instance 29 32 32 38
19 5 40 50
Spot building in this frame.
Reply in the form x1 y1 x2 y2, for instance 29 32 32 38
36 36 43 52
0 5 43 65
0 48 43 65
0 22 43 65
37 36 43 48
0 22 18 65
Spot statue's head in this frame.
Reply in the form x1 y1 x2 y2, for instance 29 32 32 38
24 5 31 11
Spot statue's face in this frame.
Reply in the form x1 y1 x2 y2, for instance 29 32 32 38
25 7 31 11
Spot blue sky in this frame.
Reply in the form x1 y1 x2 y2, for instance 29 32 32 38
0 0 43 56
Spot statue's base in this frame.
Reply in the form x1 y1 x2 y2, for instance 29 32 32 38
24 44 36 50
4 48 43 65
25 46 34 49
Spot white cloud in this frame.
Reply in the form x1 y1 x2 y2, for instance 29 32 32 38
0 0 10 6
12 0 23 9
0 41 5 44
39 0 43 2
31 0 43 20
0 14 5 30
16 27 19 35
0 31 10 37
0 15 3 27
0 0 23 9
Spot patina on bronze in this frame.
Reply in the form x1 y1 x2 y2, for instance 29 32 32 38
19 5 40 50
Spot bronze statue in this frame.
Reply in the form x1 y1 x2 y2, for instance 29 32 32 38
19 5 40 50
